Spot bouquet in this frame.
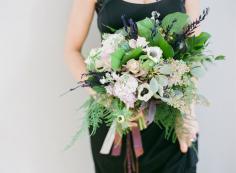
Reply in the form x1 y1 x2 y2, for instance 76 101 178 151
63 8 224 160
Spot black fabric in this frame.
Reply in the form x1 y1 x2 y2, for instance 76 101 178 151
89 0 199 172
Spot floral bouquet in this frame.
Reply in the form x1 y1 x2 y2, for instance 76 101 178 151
63 8 224 161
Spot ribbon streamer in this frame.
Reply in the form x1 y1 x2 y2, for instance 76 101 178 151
146 100 157 125
100 121 117 154
131 126 144 158
111 132 123 156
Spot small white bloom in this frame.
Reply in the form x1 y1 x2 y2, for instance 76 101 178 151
144 46 163 63
128 36 149 49
136 36 149 48
99 78 106 84
129 39 137 49
111 72 120 80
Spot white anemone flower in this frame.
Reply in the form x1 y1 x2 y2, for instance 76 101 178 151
137 83 154 102
144 46 163 63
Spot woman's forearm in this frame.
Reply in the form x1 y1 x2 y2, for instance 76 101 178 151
64 50 87 81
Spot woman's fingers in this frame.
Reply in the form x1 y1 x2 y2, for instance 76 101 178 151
179 139 188 153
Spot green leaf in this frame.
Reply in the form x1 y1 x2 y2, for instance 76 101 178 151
92 86 106 94
121 47 143 64
152 33 174 58
186 32 211 52
111 48 126 70
215 55 225 60
149 77 159 93
154 102 181 142
136 18 154 39
141 59 155 71
190 65 206 78
161 12 190 34
194 32 211 48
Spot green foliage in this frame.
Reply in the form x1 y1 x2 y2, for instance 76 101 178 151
161 12 190 34
136 18 154 40
140 56 155 71
121 47 143 64
92 86 106 94
85 97 111 135
111 47 126 70
104 98 132 125
154 102 182 142
151 33 175 58
190 63 206 78
185 32 211 54
215 55 225 60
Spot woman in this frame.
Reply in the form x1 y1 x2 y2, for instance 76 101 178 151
64 0 200 172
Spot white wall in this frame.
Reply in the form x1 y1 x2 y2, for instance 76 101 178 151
0 0 235 173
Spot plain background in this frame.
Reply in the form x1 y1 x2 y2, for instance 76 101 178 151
0 0 236 173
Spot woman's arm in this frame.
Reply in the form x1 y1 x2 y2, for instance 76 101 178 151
176 0 201 153
185 0 201 35
64 0 96 89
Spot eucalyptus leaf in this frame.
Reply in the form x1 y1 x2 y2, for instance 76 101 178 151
173 90 184 99
142 59 155 71
190 65 206 78
149 77 159 93
157 75 169 86
159 64 173 75
161 12 190 34
215 55 225 60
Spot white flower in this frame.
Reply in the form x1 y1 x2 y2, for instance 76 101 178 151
99 78 107 84
111 72 120 80
126 59 140 74
144 46 163 63
128 36 149 49
137 83 154 102
136 36 149 48
102 33 125 52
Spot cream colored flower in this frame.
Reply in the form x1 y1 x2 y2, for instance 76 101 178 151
126 59 140 74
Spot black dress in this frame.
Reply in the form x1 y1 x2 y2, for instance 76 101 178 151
89 0 199 173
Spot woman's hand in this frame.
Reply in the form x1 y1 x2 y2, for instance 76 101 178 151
176 104 199 153
85 87 97 97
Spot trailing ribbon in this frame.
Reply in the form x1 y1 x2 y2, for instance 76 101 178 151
131 126 144 158
100 121 117 154
146 100 157 125
111 132 122 156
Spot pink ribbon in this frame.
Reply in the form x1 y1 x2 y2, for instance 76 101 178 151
111 132 122 156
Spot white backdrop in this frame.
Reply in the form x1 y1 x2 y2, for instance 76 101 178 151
0 0 235 173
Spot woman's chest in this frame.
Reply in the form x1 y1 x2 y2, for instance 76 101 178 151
96 0 186 33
